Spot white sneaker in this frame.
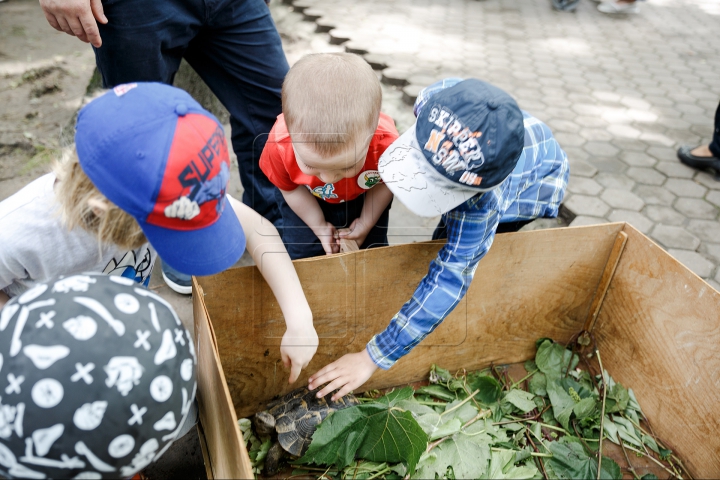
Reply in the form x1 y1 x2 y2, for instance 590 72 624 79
598 1 640 13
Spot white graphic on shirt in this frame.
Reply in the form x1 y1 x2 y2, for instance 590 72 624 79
134 330 151 351
63 316 98 341
174 329 185 346
128 404 147 426
71 362 95 385
104 357 143 396
119 438 158 478
52 276 96 294
148 302 161 332
75 441 115 472
357 170 382 189
154 330 177 365
73 401 107 431
149 375 173 403
180 358 193 382
0 441 47 478
114 293 139 314
5 374 24 395
35 311 55 329
103 248 154 287
153 411 177 431
22 345 70 370
108 434 135 459
31 424 64 456
31 379 64 408
18 284 48 304
74 297 125 336
0 398 24 438
73 472 101 479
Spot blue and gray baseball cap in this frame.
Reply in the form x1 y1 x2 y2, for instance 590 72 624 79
379 79 525 217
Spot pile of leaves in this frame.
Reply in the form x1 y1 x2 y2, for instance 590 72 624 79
241 337 690 479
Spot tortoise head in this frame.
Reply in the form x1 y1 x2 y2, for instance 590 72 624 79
253 411 276 438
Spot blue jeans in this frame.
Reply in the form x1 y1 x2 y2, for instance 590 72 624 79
276 189 392 260
94 0 288 224
711 101 720 158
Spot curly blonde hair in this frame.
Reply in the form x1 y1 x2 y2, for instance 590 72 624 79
53 148 147 250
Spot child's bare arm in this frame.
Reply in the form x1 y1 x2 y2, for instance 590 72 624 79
0 291 9 310
228 195 318 383
280 186 339 255
339 184 393 246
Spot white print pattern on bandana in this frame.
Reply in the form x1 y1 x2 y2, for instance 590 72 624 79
104 357 143 396
73 401 108 431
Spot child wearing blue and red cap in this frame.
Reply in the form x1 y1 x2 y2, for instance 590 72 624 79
0 82 318 384
309 78 570 400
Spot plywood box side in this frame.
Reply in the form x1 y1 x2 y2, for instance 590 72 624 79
193 279 253 479
593 224 720 478
197 223 625 418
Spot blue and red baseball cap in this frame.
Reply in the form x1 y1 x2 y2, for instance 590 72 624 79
379 78 525 217
75 82 245 276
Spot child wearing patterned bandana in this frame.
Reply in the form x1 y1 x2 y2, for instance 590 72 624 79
259 53 399 259
309 78 570 401
1 82 318 384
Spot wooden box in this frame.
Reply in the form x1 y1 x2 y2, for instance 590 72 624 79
192 223 720 479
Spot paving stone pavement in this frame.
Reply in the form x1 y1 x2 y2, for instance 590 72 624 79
274 0 720 289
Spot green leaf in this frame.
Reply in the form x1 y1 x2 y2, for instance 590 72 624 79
546 441 621 479
528 371 547 396
480 449 537 479
546 381 575 431
430 364 453 384
429 418 463 441
535 340 577 382
605 383 630 414
415 432 492 479
467 375 502 404
572 397 597 420
642 435 660 454
503 389 537 413
300 399 428 474
416 385 456 402
640 475 659 480
602 416 619 444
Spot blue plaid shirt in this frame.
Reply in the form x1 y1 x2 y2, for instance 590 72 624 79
366 112 569 369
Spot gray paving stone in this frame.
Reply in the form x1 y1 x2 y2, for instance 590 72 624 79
569 216 607 227
667 249 715 278
565 195 611 218
646 146 679 163
547 119 580 134
607 210 654 234
707 278 720 292
626 167 666 186
596 173 636 190
654 161 697 179
568 177 603 195
601 188 645 211
553 132 586 148
707 191 720 209
583 141 620 157
619 152 657 168
568 159 597 178
716 268 720 285
687 220 720 243
651 224 700 250
695 172 720 191
634 185 677 207
579 128 613 142
664 178 708 198
699 242 720 264
674 198 718 220
606 124 641 139
591 158 628 174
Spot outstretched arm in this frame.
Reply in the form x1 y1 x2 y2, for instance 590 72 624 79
229 196 318 383
310 207 500 400
39 0 108 48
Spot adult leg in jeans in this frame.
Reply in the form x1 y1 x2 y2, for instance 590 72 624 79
677 101 720 176
183 0 288 226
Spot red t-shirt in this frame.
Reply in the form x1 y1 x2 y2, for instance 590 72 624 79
259 113 399 203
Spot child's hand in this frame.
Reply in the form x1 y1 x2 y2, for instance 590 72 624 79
314 222 340 255
281 325 319 383
308 349 378 401
338 218 370 247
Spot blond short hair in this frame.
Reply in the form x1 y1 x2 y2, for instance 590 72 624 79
282 53 382 158
53 148 147 250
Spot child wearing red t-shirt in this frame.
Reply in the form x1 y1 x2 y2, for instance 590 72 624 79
259 53 399 259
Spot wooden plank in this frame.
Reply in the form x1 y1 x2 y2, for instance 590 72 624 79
197 223 624 419
583 230 628 332
338 228 359 253
593 224 720 478
192 278 253 479
196 423 214 480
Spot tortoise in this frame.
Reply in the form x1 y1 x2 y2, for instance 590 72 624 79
253 386 359 475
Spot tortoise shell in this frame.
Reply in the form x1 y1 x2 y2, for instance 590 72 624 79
267 386 359 456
